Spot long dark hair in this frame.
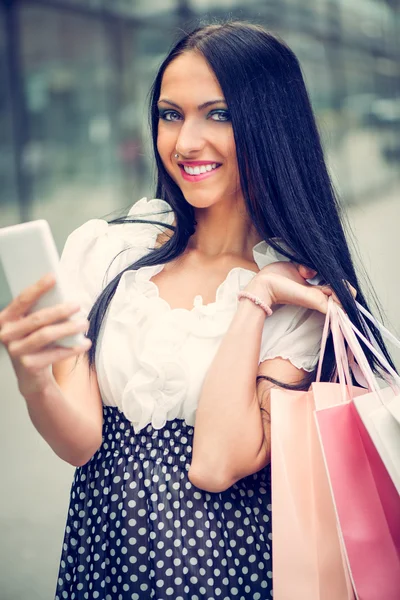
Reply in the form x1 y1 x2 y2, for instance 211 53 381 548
86 21 396 385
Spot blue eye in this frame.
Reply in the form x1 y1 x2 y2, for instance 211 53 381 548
209 110 231 122
158 110 181 122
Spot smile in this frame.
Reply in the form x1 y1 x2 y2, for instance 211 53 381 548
178 162 221 182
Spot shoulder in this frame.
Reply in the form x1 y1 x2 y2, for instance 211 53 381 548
61 197 174 265
64 197 174 247
58 197 174 315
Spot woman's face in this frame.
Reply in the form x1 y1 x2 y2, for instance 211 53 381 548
157 51 242 210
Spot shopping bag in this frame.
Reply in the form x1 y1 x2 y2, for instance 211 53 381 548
340 302 400 494
313 299 400 600
270 306 355 599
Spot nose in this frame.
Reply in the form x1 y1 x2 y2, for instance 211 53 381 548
175 119 205 157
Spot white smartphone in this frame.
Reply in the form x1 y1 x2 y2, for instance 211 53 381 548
0 219 86 348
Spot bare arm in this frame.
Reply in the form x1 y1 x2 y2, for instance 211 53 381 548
188 299 307 492
0 275 103 467
189 263 330 493
24 354 103 466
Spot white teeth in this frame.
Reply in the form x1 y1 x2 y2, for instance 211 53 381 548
183 163 218 175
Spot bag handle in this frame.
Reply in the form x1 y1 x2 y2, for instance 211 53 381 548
350 301 400 391
316 298 400 403
337 306 400 390
355 300 400 350
316 298 354 402
335 306 384 398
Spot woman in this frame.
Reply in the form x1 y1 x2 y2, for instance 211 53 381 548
0 22 394 600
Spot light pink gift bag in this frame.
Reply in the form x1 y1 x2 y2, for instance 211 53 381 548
270 301 354 599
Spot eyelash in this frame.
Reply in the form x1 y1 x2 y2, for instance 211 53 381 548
158 109 231 122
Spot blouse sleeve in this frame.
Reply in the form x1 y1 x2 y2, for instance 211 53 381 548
259 304 326 372
58 197 174 318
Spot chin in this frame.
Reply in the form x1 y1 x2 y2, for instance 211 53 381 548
181 191 223 209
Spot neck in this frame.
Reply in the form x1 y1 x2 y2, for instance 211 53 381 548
187 199 262 262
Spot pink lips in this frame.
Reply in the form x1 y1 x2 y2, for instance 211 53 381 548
179 164 221 182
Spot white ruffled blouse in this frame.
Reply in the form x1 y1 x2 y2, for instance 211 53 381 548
59 197 325 433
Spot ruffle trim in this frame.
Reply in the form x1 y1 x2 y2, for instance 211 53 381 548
84 197 321 433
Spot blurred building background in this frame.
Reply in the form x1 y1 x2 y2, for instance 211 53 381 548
1 0 399 234
0 1 399 599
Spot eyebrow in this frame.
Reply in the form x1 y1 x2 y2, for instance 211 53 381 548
157 98 227 110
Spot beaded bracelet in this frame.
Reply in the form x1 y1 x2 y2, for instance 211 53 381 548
237 291 273 317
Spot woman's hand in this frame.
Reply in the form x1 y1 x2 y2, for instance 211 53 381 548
0 274 91 397
245 261 356 315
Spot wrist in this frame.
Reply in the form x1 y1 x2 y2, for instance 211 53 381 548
235 293 267 328
243 273 275 307
237 291 273 317
19 368 55 403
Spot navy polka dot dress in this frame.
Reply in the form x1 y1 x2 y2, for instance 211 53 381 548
55 406 273 599
55 197 324 599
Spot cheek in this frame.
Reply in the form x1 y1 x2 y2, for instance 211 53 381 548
223 131 238 166
156 124 174 158
157 131 177 179
156 130 166 159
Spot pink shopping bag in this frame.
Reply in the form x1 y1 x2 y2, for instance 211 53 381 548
313 299 400 600
271 385 354 600
342 302 400 494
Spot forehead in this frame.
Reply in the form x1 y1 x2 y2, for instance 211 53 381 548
160 52 223 99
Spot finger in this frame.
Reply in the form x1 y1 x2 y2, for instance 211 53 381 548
295 264 318 280
8 319 90 357
0 273 56 327
316 285 343 306
0 303 82 344
346 281 357 299
18 340 92 373
303 287 330 314
298 285 341 314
